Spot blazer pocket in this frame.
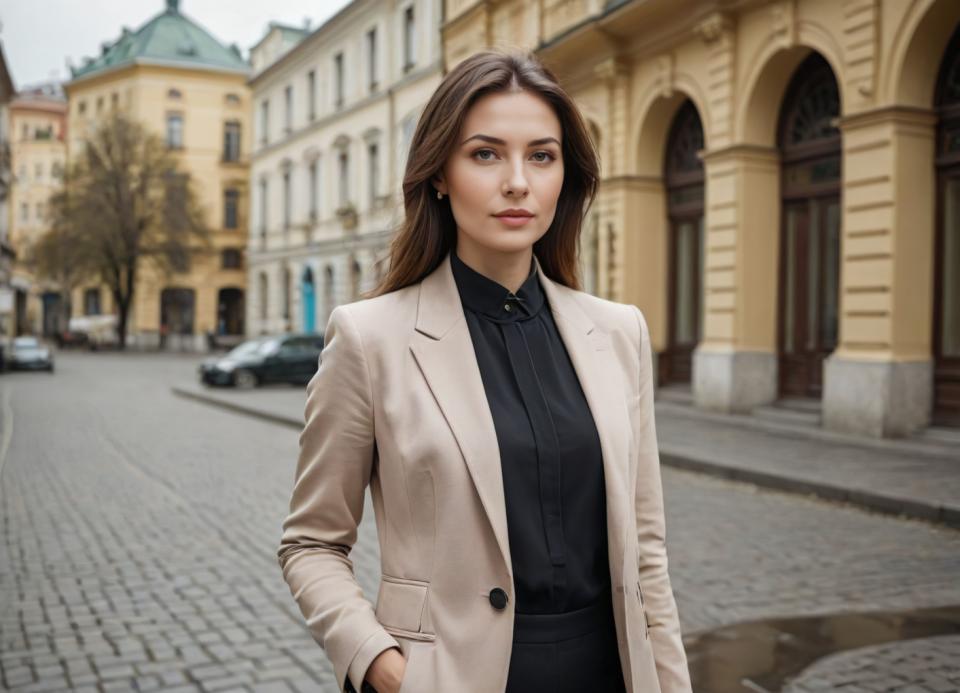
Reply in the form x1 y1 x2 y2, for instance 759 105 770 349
375 575 436 642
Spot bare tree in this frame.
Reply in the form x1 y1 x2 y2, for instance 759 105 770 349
35 111 211 349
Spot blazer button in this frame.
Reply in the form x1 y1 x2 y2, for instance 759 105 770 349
489 587 509 610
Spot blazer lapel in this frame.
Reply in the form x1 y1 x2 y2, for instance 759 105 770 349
408 251 631 589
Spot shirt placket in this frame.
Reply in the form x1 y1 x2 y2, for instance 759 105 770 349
499 303 566 605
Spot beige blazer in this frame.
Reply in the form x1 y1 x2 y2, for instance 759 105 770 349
277 249 692 693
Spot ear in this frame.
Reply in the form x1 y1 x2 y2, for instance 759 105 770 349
431 173 447 196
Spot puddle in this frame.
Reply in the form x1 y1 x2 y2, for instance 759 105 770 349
684 605 960 692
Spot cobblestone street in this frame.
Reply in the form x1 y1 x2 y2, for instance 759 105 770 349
1 352 958 692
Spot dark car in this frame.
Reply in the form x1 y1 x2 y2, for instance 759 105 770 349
199 333 323 389
8 336 55 372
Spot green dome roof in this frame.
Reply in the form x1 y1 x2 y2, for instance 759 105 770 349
70 0 248 81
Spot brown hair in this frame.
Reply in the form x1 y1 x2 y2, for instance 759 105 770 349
365 48 600 298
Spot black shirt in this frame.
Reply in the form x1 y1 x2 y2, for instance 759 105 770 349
450 248 611 615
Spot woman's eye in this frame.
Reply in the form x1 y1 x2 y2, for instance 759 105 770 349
471 149 556 163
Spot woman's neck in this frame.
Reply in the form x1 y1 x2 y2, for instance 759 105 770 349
454 237 533 294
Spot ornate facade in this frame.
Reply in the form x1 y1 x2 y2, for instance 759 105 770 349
442 0 960 437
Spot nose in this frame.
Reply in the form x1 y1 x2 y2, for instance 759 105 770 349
502 155 529 197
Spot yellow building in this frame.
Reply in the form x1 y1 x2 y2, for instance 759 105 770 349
64 0 251 351
7 83 67 338
443 0 960 439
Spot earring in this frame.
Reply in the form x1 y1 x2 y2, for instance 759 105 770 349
437 190 443 200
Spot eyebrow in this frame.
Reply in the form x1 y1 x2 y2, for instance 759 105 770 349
461 134 561 147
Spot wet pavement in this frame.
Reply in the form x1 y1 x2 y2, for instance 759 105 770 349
685 605 960 691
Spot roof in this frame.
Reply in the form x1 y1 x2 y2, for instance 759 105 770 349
249 21 311 53
0 42 15 102
68 0 249 83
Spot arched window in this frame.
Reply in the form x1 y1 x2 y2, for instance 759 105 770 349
776 52 841 399
663 99 705 385
933 25 960 425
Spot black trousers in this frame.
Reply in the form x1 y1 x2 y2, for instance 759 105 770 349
505 588 628 693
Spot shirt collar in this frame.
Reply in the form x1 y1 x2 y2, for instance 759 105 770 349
450 248 546 322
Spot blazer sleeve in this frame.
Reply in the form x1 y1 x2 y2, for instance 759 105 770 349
630 304 693 693
277 304 400 693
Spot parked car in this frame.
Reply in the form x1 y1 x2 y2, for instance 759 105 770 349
8 336 55 372
198 333 324 389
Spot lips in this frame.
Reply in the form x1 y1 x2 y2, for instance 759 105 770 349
493 209 534 217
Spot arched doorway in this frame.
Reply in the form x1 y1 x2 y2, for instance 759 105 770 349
302 267 316 333
324 264 335 325
217 288 244 336
933 24 960 425
663 100 705 384
160 287 195 349
776 52 841 399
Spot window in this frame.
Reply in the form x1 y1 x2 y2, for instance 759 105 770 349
35 162 43 180
84 288 101 315
282 170 291 230
168 88 182 99
308 159 319 220
224 188 239 229
367 28 378 91
111 92 119 109
338 151 349 207
223 120 241 162
96 96 104 112
52 161 63 180
21 123 28 140
78 100 87 115
259 178 268 235
35 202 44 221
403 5 415 71
225 93 241 105
368 142 379 205
260 99 269 144
221 248 242 269
334 52 344 108
20 203 27 222
166 113 184 149
307 70 316 121
284 85 293 133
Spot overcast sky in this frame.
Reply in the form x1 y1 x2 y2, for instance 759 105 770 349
2 0 353 89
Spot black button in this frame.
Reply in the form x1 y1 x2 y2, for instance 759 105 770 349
489 587 509 610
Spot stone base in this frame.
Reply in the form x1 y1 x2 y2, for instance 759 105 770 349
692 348 777 414
823 355 932 438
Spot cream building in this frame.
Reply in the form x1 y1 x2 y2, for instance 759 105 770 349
0 44 17 343
442 0 960 438
6 83 67 339
247 0 443 336
64 0 251 351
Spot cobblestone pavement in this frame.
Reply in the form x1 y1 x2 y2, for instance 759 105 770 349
782 635 960 692
1 351 959 692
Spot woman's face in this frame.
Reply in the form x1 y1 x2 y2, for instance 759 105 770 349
434 89 564 258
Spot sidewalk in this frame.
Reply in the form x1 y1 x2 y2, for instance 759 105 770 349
172 382 960 530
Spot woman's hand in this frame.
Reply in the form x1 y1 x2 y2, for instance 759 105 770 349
364 646 407 693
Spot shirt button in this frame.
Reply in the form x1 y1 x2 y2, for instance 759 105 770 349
504 304 512 312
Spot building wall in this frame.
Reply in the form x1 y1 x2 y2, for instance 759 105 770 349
442 0 960 437
8 98 67 337
247 0 443 337
65 63 251 350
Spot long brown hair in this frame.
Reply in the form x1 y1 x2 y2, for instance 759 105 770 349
365 48 600 298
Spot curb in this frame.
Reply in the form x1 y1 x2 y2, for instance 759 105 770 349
171 386 302 430
171 385 960 531
659 448 960 530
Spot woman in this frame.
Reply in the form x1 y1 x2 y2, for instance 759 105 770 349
277 49 692 693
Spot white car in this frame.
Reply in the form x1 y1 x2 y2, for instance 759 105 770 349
8 336 55 372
